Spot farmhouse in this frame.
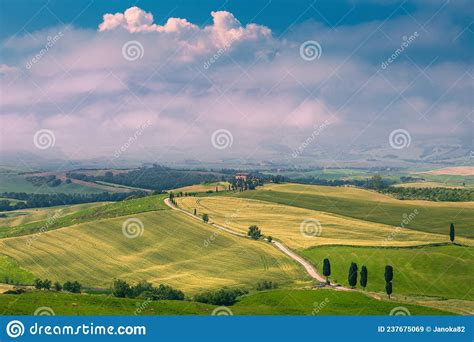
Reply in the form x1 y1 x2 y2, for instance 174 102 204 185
235 172 249 181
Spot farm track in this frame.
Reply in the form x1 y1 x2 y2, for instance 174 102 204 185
164 198 349 291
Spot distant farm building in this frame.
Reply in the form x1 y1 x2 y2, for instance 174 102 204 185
235 172 249 181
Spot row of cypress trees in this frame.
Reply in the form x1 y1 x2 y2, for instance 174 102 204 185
322 258 394 298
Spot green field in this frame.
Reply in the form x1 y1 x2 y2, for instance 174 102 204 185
0 172 105 194
0 195 168 238
176 196 462 249
0 255 35 285
171 181 231 193
234 183 474 238
0 289 451 315
302 244 473 300
0 209 307 293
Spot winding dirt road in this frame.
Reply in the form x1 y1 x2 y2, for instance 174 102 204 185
164 198 348 290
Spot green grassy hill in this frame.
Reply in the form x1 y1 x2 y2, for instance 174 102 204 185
0 209 307 294
302 244 473 300
234 183 474 238
176 196 468 248
0 289 451 315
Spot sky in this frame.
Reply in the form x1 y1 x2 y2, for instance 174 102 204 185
0 0 472 166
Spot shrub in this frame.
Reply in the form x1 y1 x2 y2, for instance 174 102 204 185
193 288 247 306
256 280 278 291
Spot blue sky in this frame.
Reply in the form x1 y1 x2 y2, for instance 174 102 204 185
0 1 472 164
0 0 419 38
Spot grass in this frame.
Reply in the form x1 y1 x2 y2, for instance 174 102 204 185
232 289 451 315
0 289 451 315
0 173 105 194
0 210 307 294
0 255 35 285
394 182 469 189
170 181 231 193
233 183 474 238
0 195 169 238
0 197 25 204
176 196 466 249
301 244 474 301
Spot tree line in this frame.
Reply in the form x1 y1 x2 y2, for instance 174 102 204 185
0 191 147 211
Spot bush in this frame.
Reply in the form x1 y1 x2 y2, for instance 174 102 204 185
111 279 184 300
256 280 278 291
193 288 247 306
63 281 82 293
247 225 262 240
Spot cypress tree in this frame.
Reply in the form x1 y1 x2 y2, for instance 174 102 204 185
385 281 392 299
348 262 358 288
323 258 331 285
360 265 368 290
450 223 455 243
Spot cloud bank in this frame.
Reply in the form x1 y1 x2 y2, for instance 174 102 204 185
0 4 472 165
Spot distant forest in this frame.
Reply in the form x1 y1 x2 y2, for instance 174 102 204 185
67 165 226 191
0 191 146 212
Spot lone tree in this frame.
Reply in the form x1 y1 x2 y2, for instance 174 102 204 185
194 208 197 215
202 214 209 223
360 266 368 290
384 265 394 299
450 223 455 243
54 281 62 292
267 236 273 243
348 262 358 288
323 258 331 285
385 281 393 299
384 265 393 283
247 225 262 240
33 278 43 290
